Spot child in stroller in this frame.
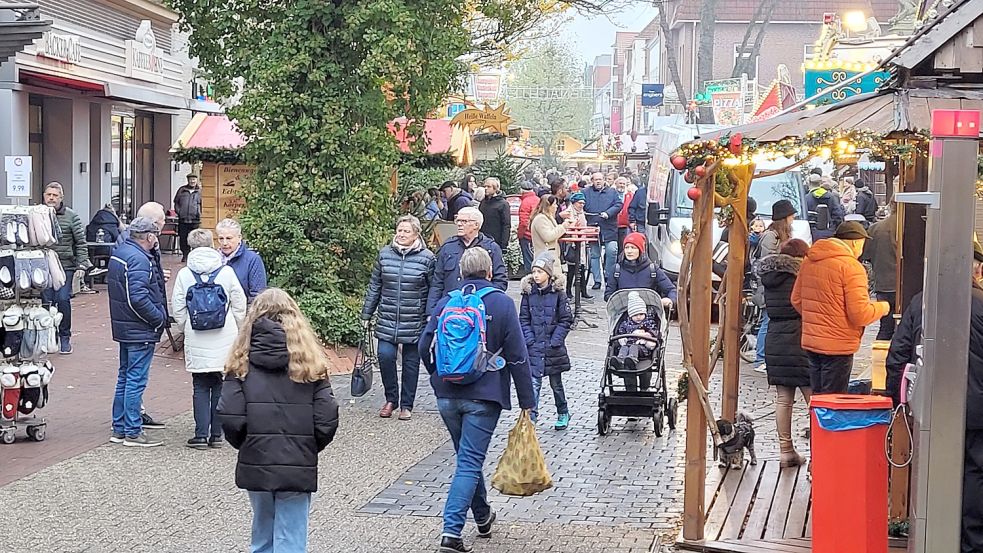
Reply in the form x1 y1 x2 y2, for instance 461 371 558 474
610 291 661 377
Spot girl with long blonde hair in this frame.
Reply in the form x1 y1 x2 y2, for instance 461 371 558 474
218 288 339 553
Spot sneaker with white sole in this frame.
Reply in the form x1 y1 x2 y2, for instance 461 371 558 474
141 413 165 429
109 432 125 444
753 364 767 374
123 432 163 447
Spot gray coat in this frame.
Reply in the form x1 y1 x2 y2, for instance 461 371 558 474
361 240 436 344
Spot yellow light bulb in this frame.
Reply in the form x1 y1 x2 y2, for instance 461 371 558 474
820 147 832 159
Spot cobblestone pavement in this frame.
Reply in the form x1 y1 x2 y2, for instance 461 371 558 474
0 279 873 552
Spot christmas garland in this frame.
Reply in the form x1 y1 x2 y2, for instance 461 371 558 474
171 147 245 164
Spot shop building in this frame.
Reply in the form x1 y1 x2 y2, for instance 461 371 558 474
0 0 217 224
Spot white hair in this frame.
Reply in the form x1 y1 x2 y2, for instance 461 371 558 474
216 218 242 235
188 228 215 249
396 214 422 235
458 206 483 227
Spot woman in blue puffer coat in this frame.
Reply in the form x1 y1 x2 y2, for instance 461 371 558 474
361 215 435 421
520 251 574 429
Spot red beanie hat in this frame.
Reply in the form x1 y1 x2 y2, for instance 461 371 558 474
623 232 646 252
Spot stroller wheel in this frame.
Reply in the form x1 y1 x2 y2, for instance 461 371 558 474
1 430 14 444
668 398 679 431
653 412 665 438
597 409 611 436
27 425 44 442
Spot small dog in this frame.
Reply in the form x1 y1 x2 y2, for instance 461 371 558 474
716 412 757 469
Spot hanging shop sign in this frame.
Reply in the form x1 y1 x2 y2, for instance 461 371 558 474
217 164 253 221
804 66 890 106
4 156 31 198
125 20 165 83
449 103 511 134
36 32 81 65
711 91 743 126
704 78 743 95
473 74 501 101
641 84 665 107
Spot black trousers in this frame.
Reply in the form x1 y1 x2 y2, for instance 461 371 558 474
178 222 199 260
875 291 896 341
964 430 983 553
807 352 853 394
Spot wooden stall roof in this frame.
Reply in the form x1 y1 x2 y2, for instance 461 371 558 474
893 0 983 70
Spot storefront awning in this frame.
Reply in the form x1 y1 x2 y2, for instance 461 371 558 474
702 88 983 143
19 70 105 93
104 82 189 111
171 113 246 152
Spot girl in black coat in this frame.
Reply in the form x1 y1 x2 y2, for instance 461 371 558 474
759 239 811 468
218 288 339 553
520 252 574 429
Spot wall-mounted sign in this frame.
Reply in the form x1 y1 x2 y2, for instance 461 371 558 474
473 74 501 101
36 32 81 65
217 164 253 220
804 69 890 105
711 91 743 126
4 156 32 198
126 20 165 83
641 84 665 107
449 104 511 134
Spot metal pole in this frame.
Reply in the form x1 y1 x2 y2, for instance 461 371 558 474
905 130 979 553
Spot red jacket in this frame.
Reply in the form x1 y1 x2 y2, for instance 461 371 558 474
517 191 539 240
618 191 633 228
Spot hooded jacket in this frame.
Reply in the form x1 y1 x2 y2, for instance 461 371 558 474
604 253 677 303
791 238 890 355
583 184 623 242
519 274 573 377
760 254 810 388
805 186 846 240
172 247 248 372
108 237 167 343
218 317 339 493
224 240 268 302
445 190 474 222
86 207 122 243
854 185 878 224
426 233 507 314
361 239 436 344
419 278 535 410
479 193 512 251
51 204 89 272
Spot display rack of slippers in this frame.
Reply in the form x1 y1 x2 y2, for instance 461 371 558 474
0 204 65 444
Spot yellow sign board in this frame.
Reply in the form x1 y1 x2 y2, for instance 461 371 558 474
449 104 511 135
217 164 253 221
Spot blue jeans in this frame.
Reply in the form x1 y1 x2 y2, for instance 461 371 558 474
192 372 223 439
532 373 568 420
436 398 502 539
40 269 74 338
756 312 770 365
111 342 155 437
377 339 421 410
248 491 311 553
588 240 618 286
519 238 534 272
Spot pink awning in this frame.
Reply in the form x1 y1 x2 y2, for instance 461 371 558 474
172 113 246 151
388 118 452 154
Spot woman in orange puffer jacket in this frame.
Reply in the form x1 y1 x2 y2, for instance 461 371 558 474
791 222 891 393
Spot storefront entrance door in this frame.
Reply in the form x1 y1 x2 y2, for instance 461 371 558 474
111 113 154 222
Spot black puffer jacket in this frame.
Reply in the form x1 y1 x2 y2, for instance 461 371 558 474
479 193 512 251
361 240 435 344
218 317 339 493
519 275 573 377
760 254 811 388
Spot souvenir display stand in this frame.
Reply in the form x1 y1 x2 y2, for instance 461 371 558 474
0 204 66 444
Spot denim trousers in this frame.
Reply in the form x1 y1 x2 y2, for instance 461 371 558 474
376 339 421 410
248 491 312 553
40 269 74 338
519 238 534 272
588 240 618 286
192 372 223 439
532 373 568 419
807 352 853 394
436 398 502 539
111 342 155 437
755 312 770 365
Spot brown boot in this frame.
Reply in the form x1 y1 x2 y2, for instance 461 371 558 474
379 402 396 418
776 385 804 467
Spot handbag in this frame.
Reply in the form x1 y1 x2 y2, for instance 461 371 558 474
491 410 553 496
350 324 377 397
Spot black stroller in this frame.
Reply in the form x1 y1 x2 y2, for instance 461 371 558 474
597 288 677 437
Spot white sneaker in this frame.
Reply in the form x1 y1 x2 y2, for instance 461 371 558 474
753 364 767 374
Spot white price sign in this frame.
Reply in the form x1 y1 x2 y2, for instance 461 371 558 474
4 156 32 198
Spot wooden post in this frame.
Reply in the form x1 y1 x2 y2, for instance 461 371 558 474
683 168 715 541
721 166 753 421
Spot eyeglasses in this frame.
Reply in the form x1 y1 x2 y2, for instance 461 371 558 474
455 218 478 224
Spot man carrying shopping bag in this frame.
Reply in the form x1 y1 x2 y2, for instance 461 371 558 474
419 247 536 553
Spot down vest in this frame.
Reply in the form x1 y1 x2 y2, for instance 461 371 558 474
519 275 573 377
361 240 436 344
52 204 89 271
218 317 339 493
760 254 810 388
791 238 890 355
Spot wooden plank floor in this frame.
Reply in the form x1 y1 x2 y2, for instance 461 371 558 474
677 458 905 553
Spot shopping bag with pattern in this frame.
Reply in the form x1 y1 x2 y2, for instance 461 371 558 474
491 410 553 496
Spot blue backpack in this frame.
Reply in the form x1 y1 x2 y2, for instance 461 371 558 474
435 285 506 385
186 268 229 331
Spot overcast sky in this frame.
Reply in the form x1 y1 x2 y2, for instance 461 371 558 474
563 3 658 65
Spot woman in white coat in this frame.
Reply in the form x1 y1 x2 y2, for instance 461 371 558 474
172 228 247 449
530 194 575 283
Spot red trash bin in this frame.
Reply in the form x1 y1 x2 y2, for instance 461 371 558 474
811 394 893 553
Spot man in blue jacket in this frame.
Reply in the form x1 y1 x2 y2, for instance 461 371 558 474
108 217 167 448
419 247 535 553
628 182 647 231
426 207 507 315
216 218 268 302
584 172 623 290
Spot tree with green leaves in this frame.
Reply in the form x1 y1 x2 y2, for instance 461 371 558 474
507 40 592 164
169 0 615 345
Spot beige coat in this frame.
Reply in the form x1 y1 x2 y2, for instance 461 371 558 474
530 212 566 277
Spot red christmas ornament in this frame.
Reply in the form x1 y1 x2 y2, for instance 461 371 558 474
683 170 696 184
729 133 744 155
686 187 702 201
671 155 687 171
694 165 707 178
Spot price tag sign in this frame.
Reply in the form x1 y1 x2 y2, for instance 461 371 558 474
5 156 32 198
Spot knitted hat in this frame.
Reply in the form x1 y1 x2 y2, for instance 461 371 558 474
623 232 646 252
570 191 586 204
627 291 647 317
520 179 535 191
531 251 556 278
771 199 796 221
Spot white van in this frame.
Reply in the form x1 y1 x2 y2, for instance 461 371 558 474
644 126 812 280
